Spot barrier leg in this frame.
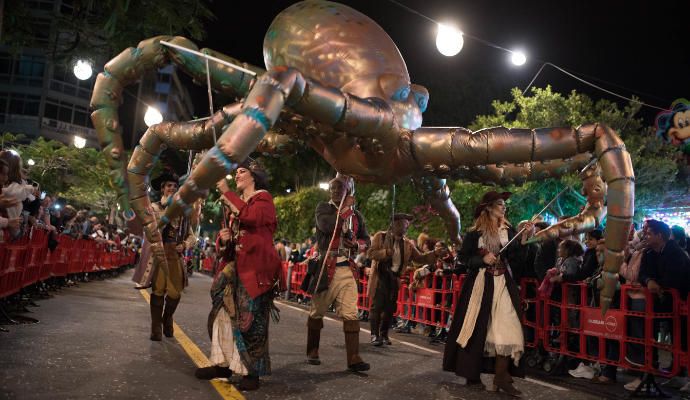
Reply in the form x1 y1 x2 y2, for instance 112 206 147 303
630 373 669 398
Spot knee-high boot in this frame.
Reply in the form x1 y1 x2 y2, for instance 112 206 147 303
306 317 323 365
494 355 522 397
343 320 370 372
162 296 180 338
149 294 164 341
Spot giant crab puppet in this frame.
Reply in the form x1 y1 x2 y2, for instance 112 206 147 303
90 0 634 312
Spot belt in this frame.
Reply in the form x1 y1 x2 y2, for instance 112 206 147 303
327 249 352 258
335 261 350 267
485 266 507 276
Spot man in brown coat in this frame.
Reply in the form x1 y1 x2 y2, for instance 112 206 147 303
367 213 445 346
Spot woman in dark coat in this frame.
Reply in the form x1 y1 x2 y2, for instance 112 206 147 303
443 191 524 397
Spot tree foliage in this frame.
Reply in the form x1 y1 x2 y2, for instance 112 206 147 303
3 0 214 62
469 86 680 223
2 133 115 211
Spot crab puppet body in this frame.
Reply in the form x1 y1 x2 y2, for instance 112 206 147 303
90 0 634 312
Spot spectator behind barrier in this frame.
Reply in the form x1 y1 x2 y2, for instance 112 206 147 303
511 220 539 281
639 219 690 298
0 150 39 237
670 225 688 256
533 222 557 280
0 159 22 242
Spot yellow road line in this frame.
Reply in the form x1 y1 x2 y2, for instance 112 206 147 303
139 290 245 400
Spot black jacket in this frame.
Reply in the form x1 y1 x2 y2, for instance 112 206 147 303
533 240 558 281
639 240 690 297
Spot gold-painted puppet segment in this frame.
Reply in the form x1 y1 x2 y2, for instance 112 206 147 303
90 36 263 214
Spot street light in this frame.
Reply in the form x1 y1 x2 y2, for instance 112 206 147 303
436 23 464 57
73 60 93 80
144 106 163 127
74 135 86 149
27 159 35 166
511 50 527 66
318 182 329 190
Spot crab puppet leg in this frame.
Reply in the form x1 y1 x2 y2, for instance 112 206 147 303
90 36 263 214
126 104 242 284
162 65 401 222
411 124 633 313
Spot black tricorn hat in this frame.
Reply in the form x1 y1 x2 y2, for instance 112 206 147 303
238 158 270 190
473 191 511 219
151 170 180 191
392 213 414 221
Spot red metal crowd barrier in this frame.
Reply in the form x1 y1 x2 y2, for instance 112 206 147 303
202 257 214 273
0 227 136 300
279 261 690 379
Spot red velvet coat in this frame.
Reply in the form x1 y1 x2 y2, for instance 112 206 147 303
222 190 282 299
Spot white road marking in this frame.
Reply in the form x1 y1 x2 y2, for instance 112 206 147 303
524 377 569 391
276 300 570 391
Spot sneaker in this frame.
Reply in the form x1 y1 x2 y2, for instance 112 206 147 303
624 378 643 391
624 356 644 368
680 382 690 392
568 362 595 379
370 335 383 347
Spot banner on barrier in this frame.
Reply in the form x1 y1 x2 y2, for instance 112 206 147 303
416 288 435 307
581 308 625 340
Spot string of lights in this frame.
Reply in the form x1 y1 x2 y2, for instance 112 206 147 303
384 0 670 112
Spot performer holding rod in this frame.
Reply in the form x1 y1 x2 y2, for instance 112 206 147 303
146 170 195 341
443 191 525 397
195 160 282 391
367 213 446 346
302 174 371 372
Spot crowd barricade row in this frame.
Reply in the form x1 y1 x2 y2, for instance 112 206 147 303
281 261 689 378
0 227 136 300
202 257 214 273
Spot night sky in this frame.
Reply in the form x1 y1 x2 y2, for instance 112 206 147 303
184 0 690 128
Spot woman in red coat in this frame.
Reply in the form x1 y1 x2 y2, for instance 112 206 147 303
195 159 282 391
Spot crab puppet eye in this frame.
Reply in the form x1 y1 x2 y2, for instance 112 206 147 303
413 91 429 112
411 84 430 113
392 85 411 102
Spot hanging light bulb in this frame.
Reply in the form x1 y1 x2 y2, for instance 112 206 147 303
436 23 464 57
511 50 527 66
144 106 163 127
73 60 93 80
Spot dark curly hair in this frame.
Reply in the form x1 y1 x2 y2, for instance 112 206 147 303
559 239 584 258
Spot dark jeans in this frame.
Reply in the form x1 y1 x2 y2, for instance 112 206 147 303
626 297 645 365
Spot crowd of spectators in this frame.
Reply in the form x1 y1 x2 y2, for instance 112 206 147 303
228 214 690 392
0 149 141 268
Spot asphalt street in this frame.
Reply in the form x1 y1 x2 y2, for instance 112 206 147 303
0 269 677 400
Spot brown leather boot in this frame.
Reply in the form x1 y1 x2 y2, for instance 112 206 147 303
162 296 180 338
239 374 260 391
149 294 164 341
343 320 370 372
494 355 522 397
307 317 323 365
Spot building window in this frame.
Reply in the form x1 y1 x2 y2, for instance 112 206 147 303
44 97 92 128
8 93 40 116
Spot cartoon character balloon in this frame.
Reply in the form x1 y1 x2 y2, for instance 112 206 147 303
656 98 690 163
